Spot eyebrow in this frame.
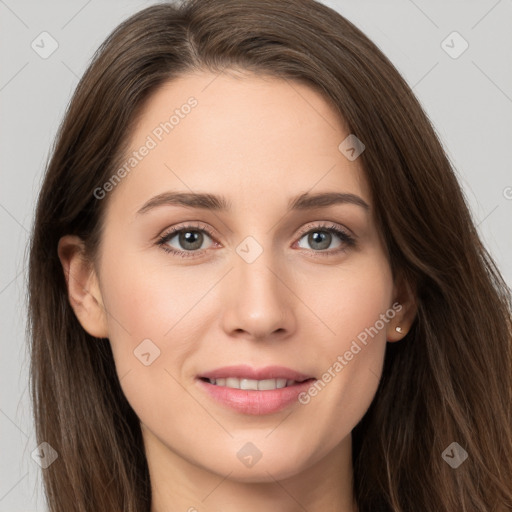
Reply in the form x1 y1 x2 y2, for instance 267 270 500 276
136 190 370 215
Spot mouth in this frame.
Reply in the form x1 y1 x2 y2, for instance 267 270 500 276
196 365 317 415
199 376 313 390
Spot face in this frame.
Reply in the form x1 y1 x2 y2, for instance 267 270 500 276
67 70 408 484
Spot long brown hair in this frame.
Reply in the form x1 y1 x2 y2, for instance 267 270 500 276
28 0 512 510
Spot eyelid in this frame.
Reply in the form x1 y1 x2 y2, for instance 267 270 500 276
295 220 354 239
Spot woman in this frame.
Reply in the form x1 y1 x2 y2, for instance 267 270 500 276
28 0 512 510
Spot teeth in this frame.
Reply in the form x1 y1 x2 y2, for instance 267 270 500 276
225 377 239 389
241 378 258 390
207 377 298 390
276 378 287 389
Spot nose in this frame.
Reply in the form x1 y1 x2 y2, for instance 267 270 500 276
220 249 297 342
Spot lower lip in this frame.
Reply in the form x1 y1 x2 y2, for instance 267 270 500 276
197 378 316 415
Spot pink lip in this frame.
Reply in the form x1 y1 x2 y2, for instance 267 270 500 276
196 365 316 415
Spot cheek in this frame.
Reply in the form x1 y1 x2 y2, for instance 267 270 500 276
98 243 211 349
297 256 393 432
98 262 203 433
97 246 222 411
301 251 394 351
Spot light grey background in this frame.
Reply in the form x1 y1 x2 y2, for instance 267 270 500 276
1 0 511 510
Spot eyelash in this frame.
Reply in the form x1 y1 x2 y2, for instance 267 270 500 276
155 221 356 259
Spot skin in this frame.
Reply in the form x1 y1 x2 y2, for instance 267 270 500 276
59 70 416 512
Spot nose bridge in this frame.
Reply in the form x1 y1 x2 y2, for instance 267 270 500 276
222 235 294 338
235 238 285 309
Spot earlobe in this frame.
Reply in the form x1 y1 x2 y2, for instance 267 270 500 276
57 235 109 339
387 277 417 342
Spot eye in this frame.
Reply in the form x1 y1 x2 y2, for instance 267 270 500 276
156 222 216 258
295 222 356 256
156 221 356 259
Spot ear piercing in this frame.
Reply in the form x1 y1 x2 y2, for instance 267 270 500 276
395 326 403 333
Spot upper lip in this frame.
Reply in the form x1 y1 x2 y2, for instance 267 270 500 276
198 365 315 382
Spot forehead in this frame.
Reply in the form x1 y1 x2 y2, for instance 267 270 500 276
108 70 370 215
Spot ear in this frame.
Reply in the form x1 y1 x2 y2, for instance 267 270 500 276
57 235 109 338
386 273 417 342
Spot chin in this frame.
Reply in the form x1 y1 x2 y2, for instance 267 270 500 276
201 446 318 484
214 462 304 484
